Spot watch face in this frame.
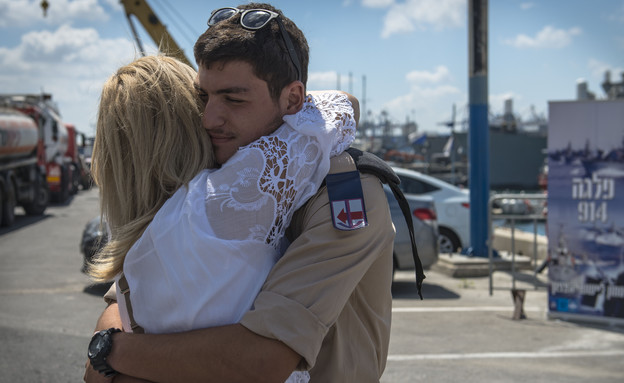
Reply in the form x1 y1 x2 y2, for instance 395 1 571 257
88 333 105 358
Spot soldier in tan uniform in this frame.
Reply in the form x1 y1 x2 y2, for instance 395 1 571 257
242 151 395 382
85 3 396 382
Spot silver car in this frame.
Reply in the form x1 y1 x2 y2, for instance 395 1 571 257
384 185 439 274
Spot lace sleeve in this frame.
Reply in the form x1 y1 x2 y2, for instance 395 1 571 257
283 91 356 157
202 92 356 248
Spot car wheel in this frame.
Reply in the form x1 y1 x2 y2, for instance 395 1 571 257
439 227 461 254
1 181 17 227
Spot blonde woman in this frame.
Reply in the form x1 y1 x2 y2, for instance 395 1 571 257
87 55 355 383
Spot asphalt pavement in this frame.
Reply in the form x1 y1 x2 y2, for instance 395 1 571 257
385 269 624 382
1 187 623 382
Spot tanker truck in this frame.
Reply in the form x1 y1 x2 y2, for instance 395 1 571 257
0 93 72 226
64 123 92 195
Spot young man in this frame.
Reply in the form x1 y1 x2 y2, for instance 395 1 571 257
85 3 395 382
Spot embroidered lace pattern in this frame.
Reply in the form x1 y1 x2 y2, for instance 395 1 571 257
203 92 355 248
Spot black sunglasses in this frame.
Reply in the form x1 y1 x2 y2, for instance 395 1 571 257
207 7 302 82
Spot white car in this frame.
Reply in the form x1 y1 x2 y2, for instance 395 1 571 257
392 166 470 254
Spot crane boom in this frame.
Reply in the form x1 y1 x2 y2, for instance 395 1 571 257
120 0 194 68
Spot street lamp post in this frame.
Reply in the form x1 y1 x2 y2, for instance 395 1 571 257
468 0 489 257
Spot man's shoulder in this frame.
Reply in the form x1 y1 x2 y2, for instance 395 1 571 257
286 150 390 240
328 151 357 174
328 149 398 183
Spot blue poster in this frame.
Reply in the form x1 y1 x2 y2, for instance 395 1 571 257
547 100 624 323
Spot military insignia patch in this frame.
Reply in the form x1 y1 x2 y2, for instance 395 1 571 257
326 170 368 230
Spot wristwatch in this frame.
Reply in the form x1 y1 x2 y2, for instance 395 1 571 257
88 328 122 377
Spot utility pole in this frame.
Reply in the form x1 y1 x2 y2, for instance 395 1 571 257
450 104 456 185
468 0 489 257
362 75 367 125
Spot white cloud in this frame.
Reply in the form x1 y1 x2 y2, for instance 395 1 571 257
381 66 461 131
504 25 582 49
102 0 123 11
0 0 109 28
0 0 42 27
380 0 465 38
0 23 137 134
382 84 462 132
520 2 535 11
308 71 340 89
2 24 135 71
362 0 395 8
406 65 451 85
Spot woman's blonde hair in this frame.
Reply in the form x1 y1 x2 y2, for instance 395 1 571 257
89 55 214 282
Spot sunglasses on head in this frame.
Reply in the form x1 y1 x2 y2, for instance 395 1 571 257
207 7 302 82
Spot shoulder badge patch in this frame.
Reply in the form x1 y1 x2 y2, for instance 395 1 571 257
325 170 368 231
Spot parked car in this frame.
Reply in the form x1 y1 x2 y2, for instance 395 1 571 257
392 166 470 254
384 186 439 273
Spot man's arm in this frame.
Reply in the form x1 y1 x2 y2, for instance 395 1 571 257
106 324 299 383
96 302 123 330
84 303 134 383
84 301 300 383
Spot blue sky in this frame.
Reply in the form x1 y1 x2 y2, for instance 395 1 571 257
1 0 622 137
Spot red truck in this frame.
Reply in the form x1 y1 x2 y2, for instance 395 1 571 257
0 93 73 226
64 123 92 194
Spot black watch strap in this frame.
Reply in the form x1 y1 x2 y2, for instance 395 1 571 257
89 328 122 377
91 357 118 378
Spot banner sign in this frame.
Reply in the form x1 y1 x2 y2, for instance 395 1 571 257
547 100 624 324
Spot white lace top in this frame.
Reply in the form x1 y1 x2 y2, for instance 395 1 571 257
116 92 355 383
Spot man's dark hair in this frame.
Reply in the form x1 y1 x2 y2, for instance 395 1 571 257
194 3 309 101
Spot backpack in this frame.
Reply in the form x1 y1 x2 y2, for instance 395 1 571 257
345 148 425 299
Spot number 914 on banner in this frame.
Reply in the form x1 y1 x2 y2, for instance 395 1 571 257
572 174 614 223
577 201 608 223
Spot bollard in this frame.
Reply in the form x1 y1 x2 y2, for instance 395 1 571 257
511 289 527 320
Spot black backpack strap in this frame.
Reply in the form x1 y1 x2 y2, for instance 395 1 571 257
346 148 425 299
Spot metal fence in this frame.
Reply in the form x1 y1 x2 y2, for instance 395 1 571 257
488 193 548 296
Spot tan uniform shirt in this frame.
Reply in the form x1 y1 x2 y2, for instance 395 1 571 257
240 152 395 382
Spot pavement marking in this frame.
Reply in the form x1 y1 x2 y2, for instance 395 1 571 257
388 349 624 361
393 306 544 313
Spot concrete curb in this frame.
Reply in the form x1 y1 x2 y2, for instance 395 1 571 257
432 252 533 278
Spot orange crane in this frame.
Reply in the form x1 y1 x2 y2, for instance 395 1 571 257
40 0 193 68
120 0 194 68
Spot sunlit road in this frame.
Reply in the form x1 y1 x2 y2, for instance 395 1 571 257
0 187 107 382
1 187 623 382
386 270 624 383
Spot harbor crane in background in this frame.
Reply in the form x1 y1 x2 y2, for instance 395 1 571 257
40 0 194 68
119 0 194 68
437 104 459 184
